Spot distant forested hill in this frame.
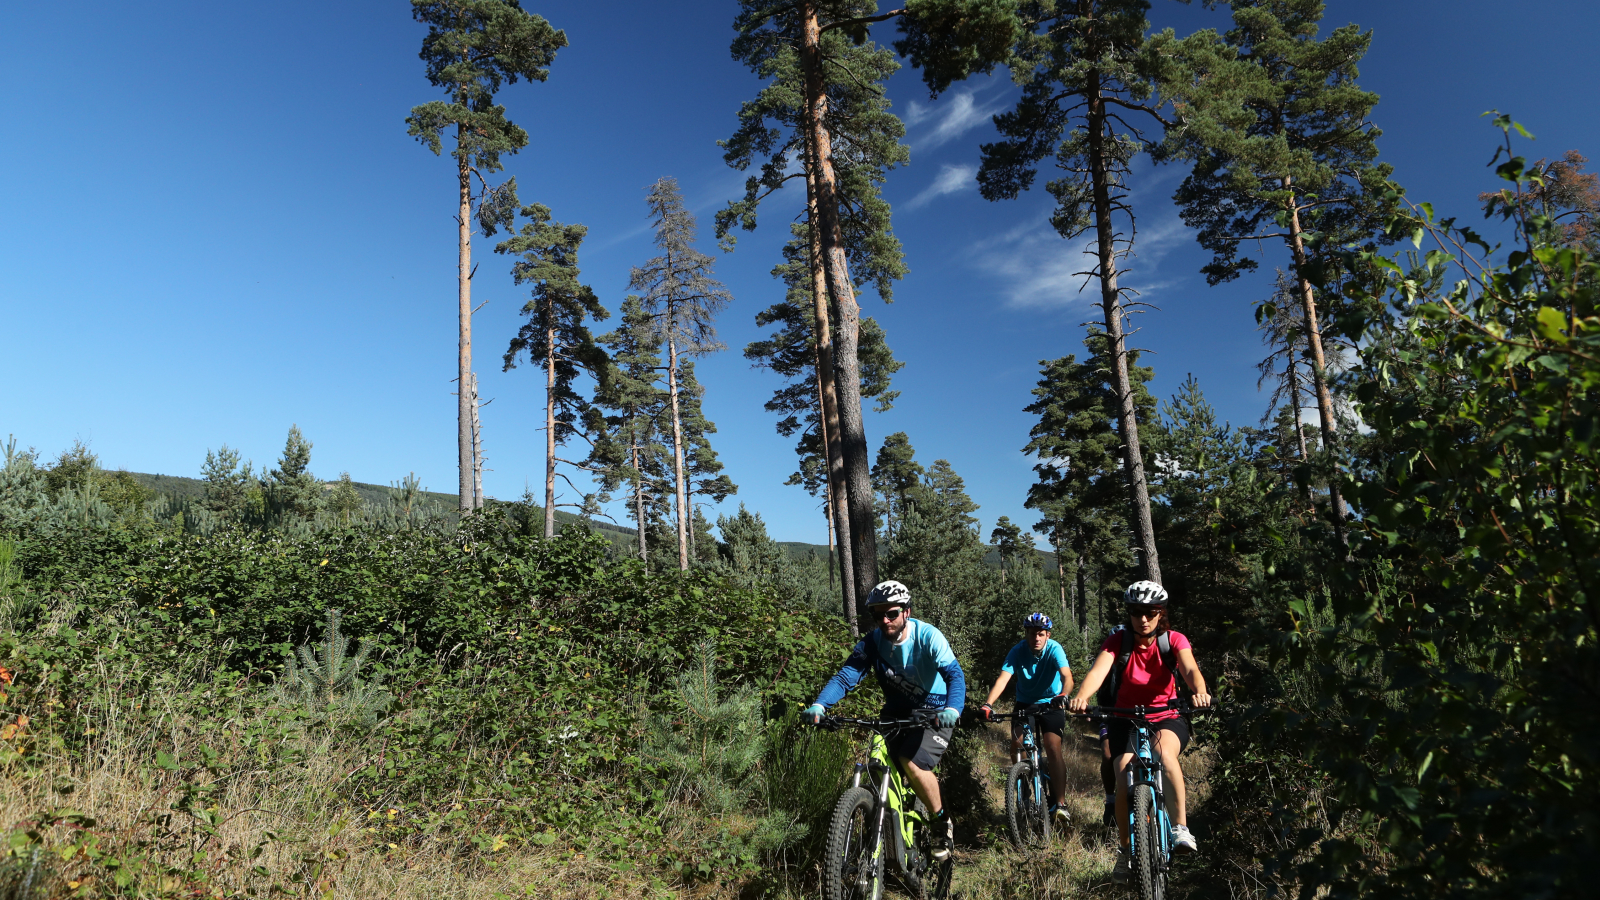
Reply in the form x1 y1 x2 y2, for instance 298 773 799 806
126 471 641 548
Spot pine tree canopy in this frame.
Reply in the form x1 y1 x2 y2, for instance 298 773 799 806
499 203 610 445
406 0 567 173
1152 0 1393 283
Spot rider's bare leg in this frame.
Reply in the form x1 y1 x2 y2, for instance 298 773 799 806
1041 731 1067 805
1113 751 1134 847
900 757 943 814
1155 728 1187 825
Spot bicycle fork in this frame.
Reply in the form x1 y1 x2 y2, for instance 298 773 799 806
1127 762 1170 869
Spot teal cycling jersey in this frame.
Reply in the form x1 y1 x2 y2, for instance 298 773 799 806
813 618 967 715
1002 638 1070 705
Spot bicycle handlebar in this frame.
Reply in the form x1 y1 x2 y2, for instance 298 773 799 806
1068 701 1219 722
813 710 940 733
983 701 1061 722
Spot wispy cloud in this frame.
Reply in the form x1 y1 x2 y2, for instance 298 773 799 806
906 163 976 210
974 209 1192 311
905 88 1006 151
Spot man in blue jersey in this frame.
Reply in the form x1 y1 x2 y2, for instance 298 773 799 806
978 612 1075 823
802 580 966 860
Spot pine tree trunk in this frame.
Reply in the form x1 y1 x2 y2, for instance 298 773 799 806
1284 177 1349 545
1075 550 1087 632
667 333 690 570
1289 350 1310 464
1086 72 1161 584
806 154 858 634
544 317 558 539
456 146 476 513
1286 328 1313 505
802 0 877 614
631 436 647 562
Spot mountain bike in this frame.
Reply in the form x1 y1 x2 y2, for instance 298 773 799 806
815 712 953 900
992 702 1059 849
1072 702 1209 900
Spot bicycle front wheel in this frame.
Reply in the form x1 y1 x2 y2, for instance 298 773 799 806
1005 760 1044 849
825 786 884 900
1131 783 1165 900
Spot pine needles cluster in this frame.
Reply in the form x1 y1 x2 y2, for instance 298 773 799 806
273 609 389 725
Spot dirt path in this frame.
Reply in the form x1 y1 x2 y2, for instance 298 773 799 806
943 720 1121 899
946 716 1217 899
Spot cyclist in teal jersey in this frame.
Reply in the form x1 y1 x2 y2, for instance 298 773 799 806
978 612 1074 823
802 580 967 861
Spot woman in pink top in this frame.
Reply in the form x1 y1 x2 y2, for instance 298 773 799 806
1069 581 1212 883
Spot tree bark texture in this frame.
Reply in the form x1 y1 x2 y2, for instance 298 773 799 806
456 147 477 513
1285 176 1349 545
667 332 690 570
806 150 858 634
1086 72 1161 585
631 439 648 562
802 0 878 612
544 318 558 539
470 373 484 508
1075 554 1087 632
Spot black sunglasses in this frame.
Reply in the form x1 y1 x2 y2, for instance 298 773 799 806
873 607 906 621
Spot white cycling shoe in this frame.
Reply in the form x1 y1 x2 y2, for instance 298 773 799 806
1171 823 1199 854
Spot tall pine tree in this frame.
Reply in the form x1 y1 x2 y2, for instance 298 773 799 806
498 203 609 538
590 297 673 561
406 0 567 512
1153 0 1393 544
631 178 733 570
979 0 1176 583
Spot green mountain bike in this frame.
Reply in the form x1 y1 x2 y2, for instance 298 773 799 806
816 712 954 900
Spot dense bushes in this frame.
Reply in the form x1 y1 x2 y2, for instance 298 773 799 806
0 496 860 896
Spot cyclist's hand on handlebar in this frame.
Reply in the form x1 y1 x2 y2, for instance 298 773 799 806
1190 693 1212 709
937 708 960 729
979 703 994 722
1050 695 1067 710
1067 696 1089 714
802 704 826 725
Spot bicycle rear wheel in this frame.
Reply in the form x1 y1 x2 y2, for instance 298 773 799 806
825 786 884 900
1131 783 1165 900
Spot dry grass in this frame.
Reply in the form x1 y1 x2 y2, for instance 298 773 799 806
0 642 697 900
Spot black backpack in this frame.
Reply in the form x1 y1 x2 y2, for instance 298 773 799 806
1096 628 1182 707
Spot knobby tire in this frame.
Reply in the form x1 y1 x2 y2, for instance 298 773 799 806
825 786 883 900
1006 760 1048 849
1132 783 1165 900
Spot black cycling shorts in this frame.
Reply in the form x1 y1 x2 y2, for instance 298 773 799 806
1011 704 1066 739
889 722 955 771
1105 716 1190 756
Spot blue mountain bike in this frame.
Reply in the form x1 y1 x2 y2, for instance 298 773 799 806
994 703 1058 848
1075 702 1208 900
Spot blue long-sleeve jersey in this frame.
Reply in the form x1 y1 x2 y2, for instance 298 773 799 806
814 618 967 716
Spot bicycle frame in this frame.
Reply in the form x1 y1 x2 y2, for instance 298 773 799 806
1122 716 1173 873
1009 707 1052 816
848 730 927 876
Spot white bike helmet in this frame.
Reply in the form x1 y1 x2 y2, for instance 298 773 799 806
867 580 911 607
1124 580 1169 606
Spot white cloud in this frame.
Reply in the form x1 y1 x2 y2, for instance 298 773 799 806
974 209 1192 311
905 163 977 210
906 88 1006 151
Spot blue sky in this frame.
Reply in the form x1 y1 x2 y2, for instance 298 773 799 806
4 1 1598 543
